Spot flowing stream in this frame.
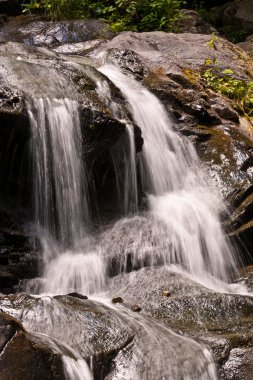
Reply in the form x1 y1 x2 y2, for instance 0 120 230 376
3 50 250 379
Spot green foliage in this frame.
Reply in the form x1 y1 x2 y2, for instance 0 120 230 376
22 0 186 32
201 68 253 116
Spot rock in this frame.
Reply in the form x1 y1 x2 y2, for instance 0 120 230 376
0 293 218 380
220 347 253 379
237 34 253 55
112 296 123 304
0 311 75 380
131 304 142 312
173 9 217 34
67 292 88 300
0 209 39 294
0 16 113 46
223 0 253 34
108 267 253 368
0 294 135 379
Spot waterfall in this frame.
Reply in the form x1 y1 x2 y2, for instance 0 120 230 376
96 78 138 214
99 64 239 286
27 97 88 249
3 48 247 380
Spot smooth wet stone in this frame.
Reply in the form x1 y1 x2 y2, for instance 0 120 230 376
112 296 123 304
131 304 142 312
66 292 88 300
0 312 72 380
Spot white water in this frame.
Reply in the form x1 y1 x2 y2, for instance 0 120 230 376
99 64 239 287
27 97 89 249
96 79 138 214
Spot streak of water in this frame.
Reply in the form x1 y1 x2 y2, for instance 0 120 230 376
96 78 138 214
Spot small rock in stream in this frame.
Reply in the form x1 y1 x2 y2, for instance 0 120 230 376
112 296 123 304
66 292 88 300
131 304 142 312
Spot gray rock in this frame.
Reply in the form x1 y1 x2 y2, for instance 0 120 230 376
221 347 253 379
0 16 113 46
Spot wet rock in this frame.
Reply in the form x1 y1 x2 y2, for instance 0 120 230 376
0 311 74 380
131 304 142 312
67 292 88 300
221 347 253 380
108 267 253 367
0 209 39 294
112 296 123 304
0 294 135 379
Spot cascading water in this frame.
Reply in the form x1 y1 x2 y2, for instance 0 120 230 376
98 64 239 288
27 97 88 249
96 78 138 214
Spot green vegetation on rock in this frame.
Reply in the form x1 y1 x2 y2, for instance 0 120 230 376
201 68 253 117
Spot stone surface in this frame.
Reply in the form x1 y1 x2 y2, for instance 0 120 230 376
108 266 253 374
0 16 113 46
220 347 253 379
0 294 135 379
238 34 253 55
0 311 75 380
